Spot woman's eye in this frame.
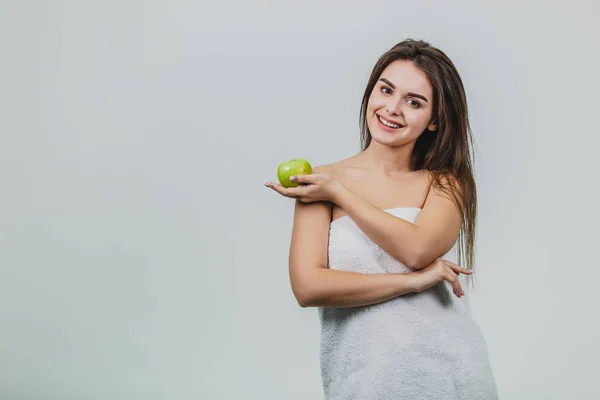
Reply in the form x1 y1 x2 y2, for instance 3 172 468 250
407 99 421 108
380 87 421 108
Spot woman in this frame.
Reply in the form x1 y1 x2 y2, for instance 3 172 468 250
265 39 498 399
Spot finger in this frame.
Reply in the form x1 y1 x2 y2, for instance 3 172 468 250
444 270 464 297
445 260 472 275
267 182 302 198
444 261 460 276
290 173 315 184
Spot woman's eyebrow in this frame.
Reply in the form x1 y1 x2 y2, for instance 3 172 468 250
378 78 429 103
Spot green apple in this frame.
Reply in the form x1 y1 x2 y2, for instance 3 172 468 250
277 158 313 188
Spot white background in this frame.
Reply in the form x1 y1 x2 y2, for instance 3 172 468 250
1 1 599 399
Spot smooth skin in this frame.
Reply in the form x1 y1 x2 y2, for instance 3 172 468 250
265 60 471 308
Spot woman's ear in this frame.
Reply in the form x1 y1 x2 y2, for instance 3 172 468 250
427 120 437 132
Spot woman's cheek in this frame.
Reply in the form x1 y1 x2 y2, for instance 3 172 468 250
369 95 385 109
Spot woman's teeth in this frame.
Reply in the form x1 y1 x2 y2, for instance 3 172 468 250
378 115 402 129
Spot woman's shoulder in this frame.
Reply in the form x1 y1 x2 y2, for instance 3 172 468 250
315 158 433 188
313 155 363 177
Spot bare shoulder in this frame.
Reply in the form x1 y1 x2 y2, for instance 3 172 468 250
313 155 361 183
288 160 344 240
312 161 339 175
425 170 464 204
292 161 343 222
418 170 463 232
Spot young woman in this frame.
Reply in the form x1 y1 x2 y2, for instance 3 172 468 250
265 39 498 399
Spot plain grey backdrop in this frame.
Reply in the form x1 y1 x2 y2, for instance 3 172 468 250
1 1 599 399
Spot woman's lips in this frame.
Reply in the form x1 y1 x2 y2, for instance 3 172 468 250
376 114 404 131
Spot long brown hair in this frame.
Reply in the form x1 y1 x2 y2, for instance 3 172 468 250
359 39 478 288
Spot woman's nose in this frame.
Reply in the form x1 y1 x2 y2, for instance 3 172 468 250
386 99 402 116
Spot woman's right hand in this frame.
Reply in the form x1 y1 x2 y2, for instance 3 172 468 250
410 258 472 298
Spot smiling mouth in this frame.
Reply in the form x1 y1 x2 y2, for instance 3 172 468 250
377 114 403 129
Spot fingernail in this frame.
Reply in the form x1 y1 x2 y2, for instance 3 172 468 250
290 176 296 181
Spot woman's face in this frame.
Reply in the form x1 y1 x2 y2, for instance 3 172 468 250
367 60 437 146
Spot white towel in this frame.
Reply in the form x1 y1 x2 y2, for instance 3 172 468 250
318 207 498 399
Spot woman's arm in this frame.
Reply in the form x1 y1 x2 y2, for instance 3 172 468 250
331 175 463 270
300 269 417 308
288 193 418 308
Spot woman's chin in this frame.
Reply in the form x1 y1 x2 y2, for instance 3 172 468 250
371 130 399 144
370 130 416 148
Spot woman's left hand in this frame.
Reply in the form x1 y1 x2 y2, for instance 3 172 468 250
265 173 342 204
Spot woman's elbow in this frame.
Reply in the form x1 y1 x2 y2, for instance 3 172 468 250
407 247 443 270
403 247 429 270
295 290 312 307
291 278 317 308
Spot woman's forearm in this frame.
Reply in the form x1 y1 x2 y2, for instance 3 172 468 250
331 184 422 269
299 268 417 308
